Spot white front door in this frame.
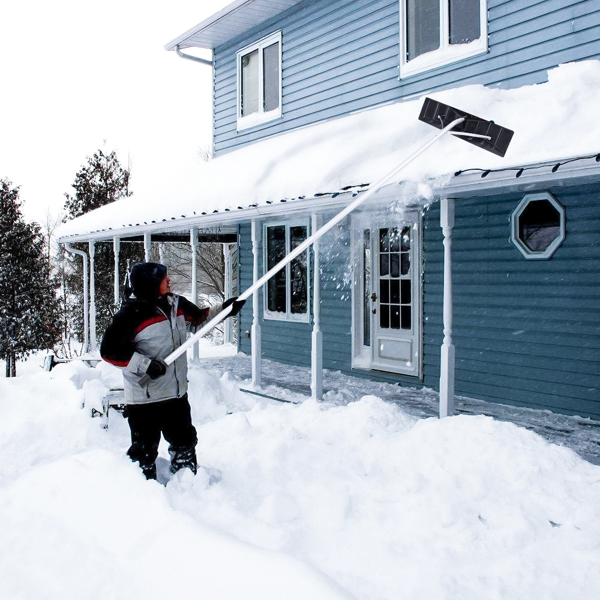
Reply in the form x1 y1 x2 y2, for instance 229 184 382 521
352 215 422 378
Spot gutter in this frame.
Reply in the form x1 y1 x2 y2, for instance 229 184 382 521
63 243 90 353
55 188 368 245
175 45 212 66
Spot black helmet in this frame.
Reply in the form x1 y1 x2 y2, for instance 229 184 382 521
129 262 167 302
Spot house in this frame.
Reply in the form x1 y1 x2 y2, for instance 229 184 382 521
57 0 600 420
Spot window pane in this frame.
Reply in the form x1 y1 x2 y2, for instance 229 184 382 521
449 0 481 45
380 305 390 329
518 200 561 252
401 306 412 330
407 0 440 60
290 226 307 314
401 227 411 251
390 228 400 253
380 228 390 253
263 42 280 113
401 280 411 304
401 253 410 275
380 279 389 304
267 226 286 312
380 254 389 277
241 49 259 116
390 280 400 304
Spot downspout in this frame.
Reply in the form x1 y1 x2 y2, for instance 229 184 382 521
63 243 89 354
175 45 212 67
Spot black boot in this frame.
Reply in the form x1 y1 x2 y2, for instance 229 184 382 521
169 445 197 475
141 463 157 480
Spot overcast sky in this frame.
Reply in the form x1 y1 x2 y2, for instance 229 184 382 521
0 0 231 224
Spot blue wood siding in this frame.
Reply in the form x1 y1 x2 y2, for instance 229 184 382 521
212 0 600 155
238 223 313 367
239 216 430 389
423 184 600 419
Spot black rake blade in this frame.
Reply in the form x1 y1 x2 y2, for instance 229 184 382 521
419 97 514 157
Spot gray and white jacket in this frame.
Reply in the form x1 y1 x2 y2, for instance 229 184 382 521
101 293 221 405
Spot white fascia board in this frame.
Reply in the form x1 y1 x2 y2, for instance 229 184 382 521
164 0 302 51
440 156 600 198
165 0 253 50
57 189 362 245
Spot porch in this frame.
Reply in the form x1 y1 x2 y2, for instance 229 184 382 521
189 348 600 466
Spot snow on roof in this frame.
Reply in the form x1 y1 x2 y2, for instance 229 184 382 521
57 61 600 243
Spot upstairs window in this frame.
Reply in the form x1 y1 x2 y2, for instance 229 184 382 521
237 31 282 130
400 0 487 78
264 222 309 322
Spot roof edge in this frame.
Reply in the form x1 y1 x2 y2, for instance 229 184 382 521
164 0 254 51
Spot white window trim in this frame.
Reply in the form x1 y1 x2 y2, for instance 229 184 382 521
263 220 310 323
510 192 566 260
399 0 488 79
237 31 282 131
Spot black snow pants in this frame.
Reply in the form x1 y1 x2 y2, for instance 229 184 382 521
126 394 198 480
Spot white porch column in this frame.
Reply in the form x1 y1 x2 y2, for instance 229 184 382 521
223 243 233 345
88 240 97 353
190 228 199 361
311 213 323 400
251 221 262 387
439 197 456 418
113 236 120 307
159 242 165 264
63 243 89 354
143 231 151 262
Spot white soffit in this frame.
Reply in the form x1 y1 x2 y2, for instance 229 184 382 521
165 0 303 51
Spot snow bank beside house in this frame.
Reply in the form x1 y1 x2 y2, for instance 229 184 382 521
57 60 600 239
1 354 599 599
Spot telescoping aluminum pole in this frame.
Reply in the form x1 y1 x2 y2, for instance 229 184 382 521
139 98 513 386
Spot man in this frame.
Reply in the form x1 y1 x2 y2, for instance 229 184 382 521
100 262 244 480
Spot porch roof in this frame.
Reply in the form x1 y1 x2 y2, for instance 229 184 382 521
56 61 600 244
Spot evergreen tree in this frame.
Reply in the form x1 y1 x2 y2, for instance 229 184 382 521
0 179 61 376
62 149 144 345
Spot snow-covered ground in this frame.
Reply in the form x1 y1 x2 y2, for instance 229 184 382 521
1 346 600 599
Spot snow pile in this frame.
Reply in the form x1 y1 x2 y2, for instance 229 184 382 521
57 60 600 238
1 355 599 599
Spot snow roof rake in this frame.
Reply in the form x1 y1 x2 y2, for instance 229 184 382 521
139 97 514 387
418 97 514 157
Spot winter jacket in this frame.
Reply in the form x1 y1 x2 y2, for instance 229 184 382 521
101 293 221 405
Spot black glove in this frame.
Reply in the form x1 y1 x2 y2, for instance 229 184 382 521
146 358 167 380
222 297 246 318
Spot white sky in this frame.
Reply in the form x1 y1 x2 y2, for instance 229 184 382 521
0 0 231 224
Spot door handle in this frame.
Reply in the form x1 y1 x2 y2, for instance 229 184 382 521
370 292 377 302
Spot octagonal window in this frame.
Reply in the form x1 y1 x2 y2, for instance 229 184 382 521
510 192 565 259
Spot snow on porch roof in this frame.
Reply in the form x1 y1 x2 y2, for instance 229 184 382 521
56 61 600 244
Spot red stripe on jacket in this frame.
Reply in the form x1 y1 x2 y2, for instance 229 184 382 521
103 358 130 367
134 315 168 336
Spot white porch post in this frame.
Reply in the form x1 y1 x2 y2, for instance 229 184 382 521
159 242 165 264
223 243 233 345
251 221 262 387
311 213 323 400
190 227 199 361
113 236 120 307
439 197 456 418
88 240 97 353
63 243 89 354
143 232 151 262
